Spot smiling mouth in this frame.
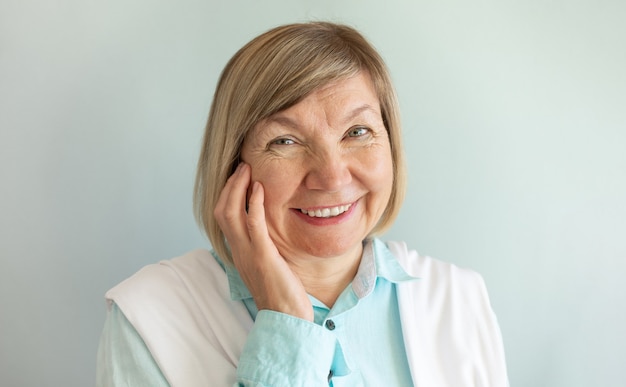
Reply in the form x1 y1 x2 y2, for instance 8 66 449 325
299 204 353 218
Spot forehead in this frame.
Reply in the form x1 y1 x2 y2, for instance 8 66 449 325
304 71 378 104
264 72 382 129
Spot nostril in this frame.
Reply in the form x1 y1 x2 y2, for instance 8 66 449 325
304 159 352 191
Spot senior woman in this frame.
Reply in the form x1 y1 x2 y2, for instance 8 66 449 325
97 22 509 386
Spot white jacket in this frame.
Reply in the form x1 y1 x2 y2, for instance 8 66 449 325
106 241 509 386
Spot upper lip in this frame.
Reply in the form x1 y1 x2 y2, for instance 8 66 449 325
297 201 355 212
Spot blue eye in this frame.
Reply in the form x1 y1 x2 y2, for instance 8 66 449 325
271 138 296 146
347 127 369 137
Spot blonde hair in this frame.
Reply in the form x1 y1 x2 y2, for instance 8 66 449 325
194 22 406 264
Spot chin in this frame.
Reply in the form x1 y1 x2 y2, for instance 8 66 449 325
296 233 364 259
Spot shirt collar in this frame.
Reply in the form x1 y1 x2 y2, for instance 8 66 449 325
215 238 418 302
352 238 418 299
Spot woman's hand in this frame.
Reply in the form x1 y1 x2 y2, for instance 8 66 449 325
214 163 313 321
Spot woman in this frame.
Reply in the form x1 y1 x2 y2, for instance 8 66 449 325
97 22 509 386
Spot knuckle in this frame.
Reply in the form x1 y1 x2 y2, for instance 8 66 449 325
222 208 239 223
214 204 238 225
246 216 261 229
213 206 226 222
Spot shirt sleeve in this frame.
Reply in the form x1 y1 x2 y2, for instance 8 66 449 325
236 310 348 386
97 302 350 386
96 302 170 387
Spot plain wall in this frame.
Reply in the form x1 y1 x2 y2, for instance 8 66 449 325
1 0 624 386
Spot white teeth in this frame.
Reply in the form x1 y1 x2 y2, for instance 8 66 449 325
300 204 352 218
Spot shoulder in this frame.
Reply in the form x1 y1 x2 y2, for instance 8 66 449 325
103 249 252 386
385 240 485 289
105 249 228 313
384 239 493 320
382 244 508 384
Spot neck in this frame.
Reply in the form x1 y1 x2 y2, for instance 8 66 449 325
287 243 363 308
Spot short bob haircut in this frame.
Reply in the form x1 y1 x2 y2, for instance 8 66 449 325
194 22 406 265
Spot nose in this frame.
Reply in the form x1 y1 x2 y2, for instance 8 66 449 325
304 151 352 192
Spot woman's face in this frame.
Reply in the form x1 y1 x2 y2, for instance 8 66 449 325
241 72 394 260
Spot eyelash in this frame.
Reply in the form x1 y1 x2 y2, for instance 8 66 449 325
267 126 371 148
270 138 296 146
346 126 369 138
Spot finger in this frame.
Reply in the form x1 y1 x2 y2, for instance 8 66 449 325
246 181 278 251
214 163 239 214
215 163 250 240
214 163 242 222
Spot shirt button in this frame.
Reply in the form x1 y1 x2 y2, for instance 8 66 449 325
325 319 336 330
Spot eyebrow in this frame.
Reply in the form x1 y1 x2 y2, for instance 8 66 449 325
266 104 381 130
341 104 381 125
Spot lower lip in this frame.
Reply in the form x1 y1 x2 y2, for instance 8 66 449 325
292 201 358 226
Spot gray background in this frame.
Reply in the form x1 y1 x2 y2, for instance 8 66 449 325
1 0 625 386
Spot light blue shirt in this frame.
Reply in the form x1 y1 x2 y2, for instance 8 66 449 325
97 239 417 386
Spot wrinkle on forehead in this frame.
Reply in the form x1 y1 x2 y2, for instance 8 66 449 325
264 103 380 131
256 72 382 136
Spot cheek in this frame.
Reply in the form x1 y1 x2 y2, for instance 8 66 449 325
250 161 300 208
360 146 394 193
